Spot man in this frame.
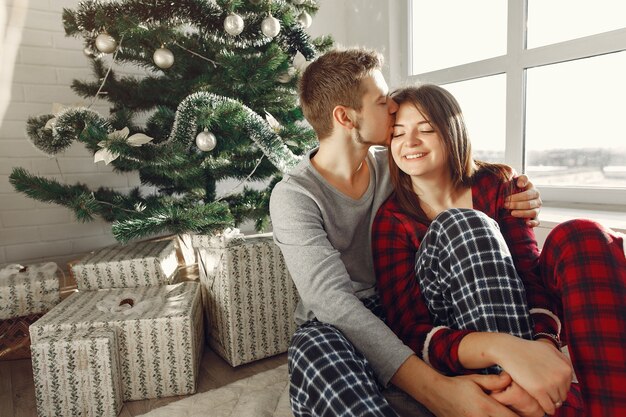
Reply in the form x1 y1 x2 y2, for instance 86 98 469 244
270 47 542 417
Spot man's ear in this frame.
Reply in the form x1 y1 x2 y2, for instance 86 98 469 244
332 105 356 130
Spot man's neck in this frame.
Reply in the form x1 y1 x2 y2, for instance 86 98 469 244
311 135 371 199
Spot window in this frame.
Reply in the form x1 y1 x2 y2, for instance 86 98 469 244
403 0 626 206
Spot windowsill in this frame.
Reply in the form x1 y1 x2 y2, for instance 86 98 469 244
539 205 626 233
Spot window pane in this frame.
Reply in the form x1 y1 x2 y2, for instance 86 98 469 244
525 52 626 189
527 0 626 49
443 75 506 163
410 0 507 74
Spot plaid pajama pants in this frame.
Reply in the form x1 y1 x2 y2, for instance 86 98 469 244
288 297 433 417
416 208 534 343
540 219 626 416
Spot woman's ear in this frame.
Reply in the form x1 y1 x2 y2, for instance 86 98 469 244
332 105 356 130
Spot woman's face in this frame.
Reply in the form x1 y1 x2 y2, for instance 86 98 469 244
390 102 447 180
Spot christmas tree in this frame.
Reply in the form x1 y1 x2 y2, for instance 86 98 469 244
9 0 331 243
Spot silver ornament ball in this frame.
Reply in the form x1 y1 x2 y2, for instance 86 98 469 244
261 16 281 38
224 13 245 36
298 11 312 28
95 33 117 54
196 130 217 152
153 47 174 69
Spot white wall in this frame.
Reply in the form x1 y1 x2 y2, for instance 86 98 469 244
0 0 394 266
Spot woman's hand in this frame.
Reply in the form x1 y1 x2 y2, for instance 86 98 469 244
489 335 573 416
505 174 542 227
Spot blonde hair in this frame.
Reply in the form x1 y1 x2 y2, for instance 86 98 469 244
299 47 383 139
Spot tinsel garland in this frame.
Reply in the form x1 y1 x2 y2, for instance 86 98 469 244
169 92 301 173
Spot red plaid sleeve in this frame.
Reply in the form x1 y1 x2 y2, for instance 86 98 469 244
372 198 473 375
474 172 561 339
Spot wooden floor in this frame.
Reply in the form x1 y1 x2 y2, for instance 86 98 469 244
0 344 287 417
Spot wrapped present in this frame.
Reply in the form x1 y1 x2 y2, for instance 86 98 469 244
0 313 44 360
0 262 60 320
31 328 123 417
193 231 299 367
71 239 178 290
30 282 204 400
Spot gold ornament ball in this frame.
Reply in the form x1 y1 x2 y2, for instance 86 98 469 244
95 33 117 54
224 13 245 36
153 47 174 69
261 16 281 38
196 130 217 152
298 11 312 28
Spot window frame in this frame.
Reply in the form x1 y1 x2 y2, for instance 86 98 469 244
397 0 626 206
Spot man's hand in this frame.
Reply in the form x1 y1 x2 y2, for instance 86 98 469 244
491 377 544 417
424 373 522 417
505 174 542 227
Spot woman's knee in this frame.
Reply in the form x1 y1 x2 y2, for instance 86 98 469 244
433 208 497 231
544 219 613 253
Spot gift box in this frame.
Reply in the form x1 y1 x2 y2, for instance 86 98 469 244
193 231 299 367
0 313 44 360
30 282 204 400
0 262 60 320
71 239 178 290
31 328 123 417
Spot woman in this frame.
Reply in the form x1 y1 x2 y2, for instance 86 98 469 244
371 84 626 416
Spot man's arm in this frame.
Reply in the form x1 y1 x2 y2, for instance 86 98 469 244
270 181 413 385
506 174 542 227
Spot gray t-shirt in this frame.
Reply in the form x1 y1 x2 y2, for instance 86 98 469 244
269 146 414 385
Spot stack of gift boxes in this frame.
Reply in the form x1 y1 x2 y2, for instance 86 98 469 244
28 239 204 417
15 232 298 416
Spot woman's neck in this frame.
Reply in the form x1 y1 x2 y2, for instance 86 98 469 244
410 175 472 218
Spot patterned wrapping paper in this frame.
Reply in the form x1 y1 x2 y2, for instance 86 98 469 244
195 233 299 367
0 262 60 320
30 282 204 401
31 328 123 417
71 239 178 290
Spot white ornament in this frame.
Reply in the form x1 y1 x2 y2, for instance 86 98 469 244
261 15 281 38
297 11 312 28
95 33 117 54
153 47 174 69
224 13 245 36
196 129 217 152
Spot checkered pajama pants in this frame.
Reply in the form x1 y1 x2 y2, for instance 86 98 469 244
288 296 404 417
416 208 534 345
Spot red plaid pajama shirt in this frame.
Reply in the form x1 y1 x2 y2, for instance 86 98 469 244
372 169 626 416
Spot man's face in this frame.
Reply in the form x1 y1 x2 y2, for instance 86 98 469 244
351 70 398 146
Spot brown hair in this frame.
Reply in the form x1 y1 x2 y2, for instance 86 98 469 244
299 47 383 139
389 84 512 224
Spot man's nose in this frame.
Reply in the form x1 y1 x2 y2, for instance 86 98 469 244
388 97 399 114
